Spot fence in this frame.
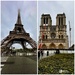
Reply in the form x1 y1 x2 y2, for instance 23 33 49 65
38 49 74 59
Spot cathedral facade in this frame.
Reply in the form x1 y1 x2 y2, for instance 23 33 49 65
39 13 69 49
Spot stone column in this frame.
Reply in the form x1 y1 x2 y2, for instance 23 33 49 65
48 18 50 25
63 17 66 25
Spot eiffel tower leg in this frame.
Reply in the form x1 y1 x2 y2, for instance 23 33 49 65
21 41 26 50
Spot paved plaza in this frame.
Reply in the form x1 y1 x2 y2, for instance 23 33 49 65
1 55 37 74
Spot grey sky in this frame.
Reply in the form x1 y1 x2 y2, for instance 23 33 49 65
38 1 74 47
1 1 37 48
1 1 74 48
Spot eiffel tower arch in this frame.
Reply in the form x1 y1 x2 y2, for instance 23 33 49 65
1 10 37 54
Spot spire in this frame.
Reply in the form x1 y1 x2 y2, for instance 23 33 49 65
16 9 22 24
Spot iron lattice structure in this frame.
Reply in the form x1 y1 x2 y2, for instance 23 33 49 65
1 10 37 53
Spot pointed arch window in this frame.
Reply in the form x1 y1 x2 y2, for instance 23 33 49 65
46 35 47 39
51 33 56 39
61 35 63 39
61 17 63 25
46 18 48 24
44 18 45 24
59 35 60 39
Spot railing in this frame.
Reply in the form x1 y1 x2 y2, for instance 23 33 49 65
10 31 30 36
38 49 74 59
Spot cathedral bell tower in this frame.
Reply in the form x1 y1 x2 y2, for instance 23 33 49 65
56 13 66 25
56 13 67 39
56 13 68 49
38 13 69 49
41 14 52 26
39 14 52 42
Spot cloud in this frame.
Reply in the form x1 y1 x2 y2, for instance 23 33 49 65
1 1 74 48
1 1 37 39
38 1 74 46
1 1 37 48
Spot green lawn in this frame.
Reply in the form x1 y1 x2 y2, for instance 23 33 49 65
38 53 74 74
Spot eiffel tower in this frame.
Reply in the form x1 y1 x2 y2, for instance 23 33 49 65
1 10 37 54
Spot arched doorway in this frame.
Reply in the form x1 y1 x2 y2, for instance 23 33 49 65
58 44 64 49
41 44 47 49
49 43 56 49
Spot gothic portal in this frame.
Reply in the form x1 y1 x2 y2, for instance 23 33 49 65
39 13 69 49
1 10 37 53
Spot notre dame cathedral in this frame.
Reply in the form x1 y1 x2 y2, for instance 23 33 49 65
39 13 69 49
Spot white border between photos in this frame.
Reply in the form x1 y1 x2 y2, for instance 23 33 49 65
0 0 75 75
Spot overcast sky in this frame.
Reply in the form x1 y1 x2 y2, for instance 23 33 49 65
38 1 74 47
1 1 37 48
1 1 74 48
